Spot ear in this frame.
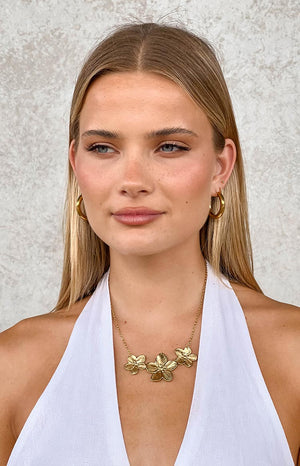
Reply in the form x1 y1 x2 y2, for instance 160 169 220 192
69 139 77 175
211 138 236 195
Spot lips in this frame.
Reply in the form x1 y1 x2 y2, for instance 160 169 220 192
113 207 163 215
112 207 164 226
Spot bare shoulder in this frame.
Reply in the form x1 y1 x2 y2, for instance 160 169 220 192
232 283 300 463
231 282 300 339
0 296 90 365
231 282 299 374
0 298 89 465
0 296 90 394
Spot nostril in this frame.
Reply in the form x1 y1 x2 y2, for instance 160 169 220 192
119 182 153 196
121 187 150 196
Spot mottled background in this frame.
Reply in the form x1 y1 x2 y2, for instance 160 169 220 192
1 0 299 331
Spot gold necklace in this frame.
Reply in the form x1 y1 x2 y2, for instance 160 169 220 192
110 263 207 382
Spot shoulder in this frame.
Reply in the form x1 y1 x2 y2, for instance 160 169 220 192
0 298 90 456
0 298 89 359
231 283 300 431
231 283 299 364
0 296 90 378
0 298 89 396
1 296 90 339
231 283 300 341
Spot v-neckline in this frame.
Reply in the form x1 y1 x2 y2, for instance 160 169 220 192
105 263 211 465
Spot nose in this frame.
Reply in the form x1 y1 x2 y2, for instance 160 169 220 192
118 153 154 197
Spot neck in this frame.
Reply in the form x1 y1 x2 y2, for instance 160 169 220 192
108 242 206 323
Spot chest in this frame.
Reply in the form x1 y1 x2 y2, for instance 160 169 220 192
115 360 197 466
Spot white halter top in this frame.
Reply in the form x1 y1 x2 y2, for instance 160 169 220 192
8 264 294 465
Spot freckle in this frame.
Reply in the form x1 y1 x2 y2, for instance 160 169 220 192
124 320 127 324
185 201 189 204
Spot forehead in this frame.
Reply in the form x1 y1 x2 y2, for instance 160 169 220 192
80 71 210 133
86 71 194 102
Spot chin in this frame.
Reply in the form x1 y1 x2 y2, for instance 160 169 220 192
106 234 180 257
110 243 166 257
96 227 167 256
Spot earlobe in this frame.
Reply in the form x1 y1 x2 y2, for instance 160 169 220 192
212 138 236 194
69 139 77 174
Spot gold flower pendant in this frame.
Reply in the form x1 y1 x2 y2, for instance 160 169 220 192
146 353 178 382
124 347 197 382
124 354 147 375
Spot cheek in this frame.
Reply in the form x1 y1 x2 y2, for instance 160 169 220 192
166 160 214 232
74 157 109 197
169 161 213 204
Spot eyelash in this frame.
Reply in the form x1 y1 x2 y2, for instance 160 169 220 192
87 143 190 155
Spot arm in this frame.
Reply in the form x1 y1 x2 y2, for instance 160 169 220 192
0 323 24 465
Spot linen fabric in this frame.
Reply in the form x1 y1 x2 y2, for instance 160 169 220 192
7 264 294 465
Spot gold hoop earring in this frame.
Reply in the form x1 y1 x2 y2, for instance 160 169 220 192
76 194 88 221
209 191 225 219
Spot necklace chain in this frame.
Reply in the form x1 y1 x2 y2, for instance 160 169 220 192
110 262 208 382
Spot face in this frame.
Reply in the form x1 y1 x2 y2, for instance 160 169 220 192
70 71 235 257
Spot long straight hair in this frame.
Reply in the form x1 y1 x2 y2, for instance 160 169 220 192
55 22 261 311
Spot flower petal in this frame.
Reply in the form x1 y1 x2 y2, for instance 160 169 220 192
162 370 173 381
165 360 178 371
151 371 163 381
136 355 146 364
131 368 139 375
189 354 198 361
156 353 168 367
124 363 136 371
138 363 146 370
175 349 184 358
127 355 137 364
146 362 159 373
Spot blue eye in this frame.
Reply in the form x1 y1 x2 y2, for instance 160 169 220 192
88 144 114 154
159 143 189 153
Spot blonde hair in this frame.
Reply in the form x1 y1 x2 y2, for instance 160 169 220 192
55 22 261 311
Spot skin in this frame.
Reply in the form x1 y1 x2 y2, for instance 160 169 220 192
0 72 299 465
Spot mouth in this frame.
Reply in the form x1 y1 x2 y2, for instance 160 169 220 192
112 207 164 226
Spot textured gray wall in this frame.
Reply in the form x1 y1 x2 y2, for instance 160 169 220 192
1 0 299 331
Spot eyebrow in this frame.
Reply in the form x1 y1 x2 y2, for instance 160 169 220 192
81 127 198 139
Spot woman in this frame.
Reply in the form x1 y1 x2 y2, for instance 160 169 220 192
0 22 299 465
